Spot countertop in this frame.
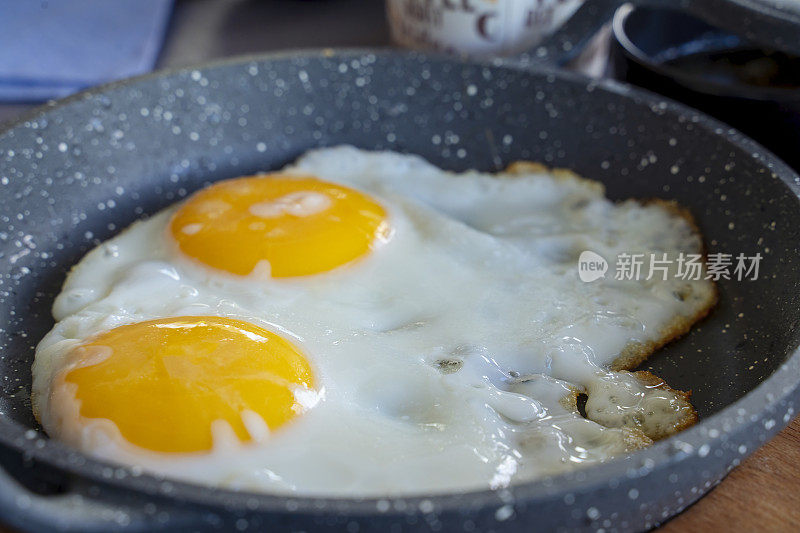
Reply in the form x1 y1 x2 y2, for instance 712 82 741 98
0 0 798 531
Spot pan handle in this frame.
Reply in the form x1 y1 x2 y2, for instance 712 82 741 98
531 0 688 67
0 445 199 532
0 467 146 532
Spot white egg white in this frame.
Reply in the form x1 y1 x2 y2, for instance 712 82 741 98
33 146 715 496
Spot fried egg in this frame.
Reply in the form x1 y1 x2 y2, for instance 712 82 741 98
32 146 715 496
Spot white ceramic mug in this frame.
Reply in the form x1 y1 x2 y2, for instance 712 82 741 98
386 0 584 58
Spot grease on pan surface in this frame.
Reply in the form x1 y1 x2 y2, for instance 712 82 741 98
32 146 715 496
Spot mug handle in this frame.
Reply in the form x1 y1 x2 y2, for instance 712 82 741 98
527 0 625 67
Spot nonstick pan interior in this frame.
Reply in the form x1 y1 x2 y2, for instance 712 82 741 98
0 50 798 531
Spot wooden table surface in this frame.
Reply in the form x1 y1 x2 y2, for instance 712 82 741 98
660 415 800 532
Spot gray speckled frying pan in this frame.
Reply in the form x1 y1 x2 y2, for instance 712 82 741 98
0 50 799 532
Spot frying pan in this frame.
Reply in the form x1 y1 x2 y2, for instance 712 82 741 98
0 49 799 532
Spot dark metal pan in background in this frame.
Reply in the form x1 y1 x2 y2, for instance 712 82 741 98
608 3 800 172
534 0 800 67
0 50 799 531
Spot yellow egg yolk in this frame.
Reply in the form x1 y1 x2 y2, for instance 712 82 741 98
169 174 390 277
62 316 315 453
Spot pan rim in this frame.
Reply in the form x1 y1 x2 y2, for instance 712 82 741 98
0 47 799 517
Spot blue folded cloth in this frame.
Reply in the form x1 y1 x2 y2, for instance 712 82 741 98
0 0 173 102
